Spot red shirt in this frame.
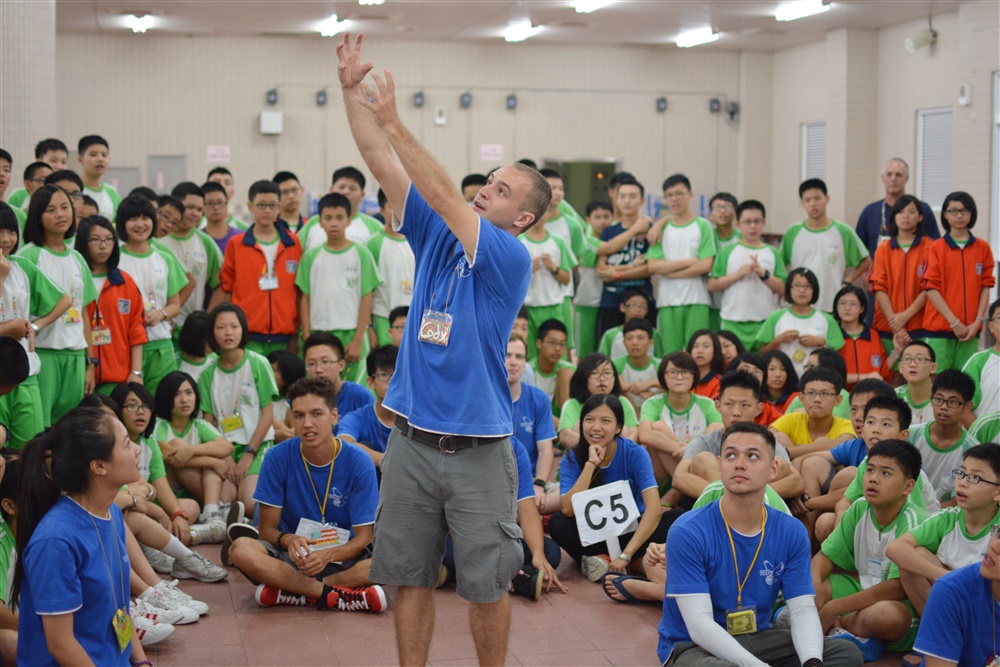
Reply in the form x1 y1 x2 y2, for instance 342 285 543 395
693 372 721 400
922 234 995 334
88 269 148 385
869 236 930 334
839 326 891 389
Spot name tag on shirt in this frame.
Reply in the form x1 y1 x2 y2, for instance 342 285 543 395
726 607 757 635
259 275 279 291
63 307 82 324
295 518 350 556
418 309 452 346
221 414 245 434
91 328 111 346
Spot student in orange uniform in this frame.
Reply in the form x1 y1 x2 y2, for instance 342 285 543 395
922 192 995 370
833 285 890 390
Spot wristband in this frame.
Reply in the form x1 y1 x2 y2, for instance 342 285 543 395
131 495 139 510
161 307 170 321
614 270 622 281
618 552 630 562
949 320 960 328
244 445 257 456
276 531 289 551
130 369 144 378
550 266 559 276
171 509 189 521
0 422 9 445
87 356 100 366
29 322 40 334
760 269 771 280
533 478 546 488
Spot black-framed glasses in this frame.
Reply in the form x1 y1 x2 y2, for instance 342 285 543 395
950 469 1000 487
931 395 966 409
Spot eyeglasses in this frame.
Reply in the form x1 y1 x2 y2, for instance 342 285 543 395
67 192 84 201
26 177 47 184
622 302 648 311
992 524 1000 541
306 358 342 370
390 325 406 331
279 187 301 197
802 390 837 400
945 208 970 216
204 201 227 209
373 371 393 382
740 219 765 226
900 356 931 365
589 369 615 380
252 203 279 211
542 339 566 349
950 469 1000 487
88 237 116 247
931 395 966 409
711 203 734 211
666 369 694 378
790 283 812 291
122 402 149 414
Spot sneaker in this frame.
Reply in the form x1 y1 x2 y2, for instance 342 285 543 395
156 579 209 616
771 604 790 628
171 551 229 583
132 614 175 646
255 584 315 607
581 554 611 582
189 518 227 545
325 584 387 613
222 522 260 567
511 566 543 601
220 501 247 566
140 544 175 574
132 597 184 626
142 587 199 625
828 628 885 662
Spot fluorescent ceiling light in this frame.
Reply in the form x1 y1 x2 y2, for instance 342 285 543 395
125 14 154 33
675 27 719 48
574 0 616 13
359 0 385 5
775 0 831 22
503 20 541 42
318 14 344 37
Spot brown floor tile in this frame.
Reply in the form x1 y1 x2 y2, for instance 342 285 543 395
518 649 614 666
156 642 248 666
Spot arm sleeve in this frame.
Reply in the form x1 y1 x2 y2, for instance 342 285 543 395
220 239 238 292
709 245 730 279
203 234 223 289
126 278 150 345
347 450 379 527
22 537 84 614
921 242 944 292
674 595 766 666
821 500 860 571
868 245 890 293
251 354 279 408
164 252 189 297
697 220 717 259
20 259 65 316
531 391 557 442
621 396 639 427
558 450 582 495
76 253 98 306
755 310 780 347
911 575 964 663
558 399 582 434
195 419 223 442
146 438 166 482
844 460 864 502
294 249 315 295
639 396 662 423
841 224 870 266
357 245 383 296
823 313 845 350
786 595 824 664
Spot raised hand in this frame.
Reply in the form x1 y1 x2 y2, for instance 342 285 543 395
357 71 402 129
337 32 374 89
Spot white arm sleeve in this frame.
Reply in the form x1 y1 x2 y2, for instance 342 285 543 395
786 595 824 664
673 595 767 666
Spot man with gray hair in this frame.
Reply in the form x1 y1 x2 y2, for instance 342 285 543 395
855 157 939 258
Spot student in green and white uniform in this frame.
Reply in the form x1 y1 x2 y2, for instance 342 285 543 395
693 480 789 513
557 353 638 453
175 311 217 384
199 303 279 519
612 319 660 410
528 319 575 415
16 185 97 426
782 348 852 421
116 195 189 393
971 411 1000 444
538 170 586 359
520 221 575 359
572 201 611 357
77 135 122 221
296 193 382 385
0 209 71 447
705 193 742 331
0 460 19 606
961 300 999 417
299 166 383 249
366 191 413 347
597 288 658 361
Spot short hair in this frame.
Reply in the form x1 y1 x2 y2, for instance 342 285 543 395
206 303 249 353
941 191 978 231
302 331 345 360
272 171 299 186
785 267 820 305
45 169 83 190
0 336 29 390
539 167 563 181
154 371 201 422
687 329 724 376
177 311 210 357
0 149 10 165
622 318 653 337
508 333 528 355
389 305 409 325
461 173 488 191
78 392 119 412
659 352 699 391
317 192 351 217
810 348 847 384
710 192 738 209
110 382 156 439
377 188 387 208
731 352 766 373
988 297 1000 323
516 158 538 169
80 194 98 210
662 174 691 193
23 161 51 182
931 369 975 403
849 378 894 401
201 181 227 199
799 178 827 198
366 345 398 378
963 443 1000 480
585 200 613 216
886 194 924 239
883 157 909 177
863 394 913 432
74 216 120 272
115 194 158 242
799 367 844 395
718 370 762 402
0 203 21 254
615 177 645 198
536 318 567 341
286 376 338 410
867 439 921 481
717 331 746 357
620 287 652 309
207 166 232 179
267 351 306 394
737 199 766 220
77 135 108 154
761 351 798 397
35 138 68 158
171 181 204 201
901 339 935 363
157 195 183 216
24 184 77 245
248 179 280 201
832 284 868 323
507 163 552 228
516 306 529 322
332 166 366 190
608 172 636 190
721 421 776 454
128 186 158 205
570 354 621 403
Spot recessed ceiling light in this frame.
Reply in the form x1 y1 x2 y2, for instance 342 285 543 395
318 14 344 37
125 14 154 33
359 0 385 5
574 0 615 13
675 27 719 48
775 0 831 22
503 20 542 42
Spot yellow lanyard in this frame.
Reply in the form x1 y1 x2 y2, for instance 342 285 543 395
301 438 340 523
719 501 766 609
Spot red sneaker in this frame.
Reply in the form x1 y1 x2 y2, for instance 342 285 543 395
326 585 387 613
254 584 316 607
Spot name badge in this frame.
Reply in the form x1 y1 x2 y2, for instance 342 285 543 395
295 517 350 557
418 309 453 347
401 278 413 294
725 607 757 636
62 306 82 324
113 608 133 652
221 414 245 434
259 275 279 291
91 327 112 346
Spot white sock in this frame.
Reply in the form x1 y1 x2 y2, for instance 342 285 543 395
139 587 155 601
202 503 219 519
161 536 192 560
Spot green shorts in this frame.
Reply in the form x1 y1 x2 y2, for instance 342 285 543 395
922 336 978 371
829 574 919 652
722 319 764 352
561 297 575 353
657 304 710 354
142 339 178 394
233 441 274 476
329 328 370 385
0 375 44 448
372 315 391 347
709 307 722 332
246 339 289 358
525 303 565 361
36 348 85 427
574 305 600 358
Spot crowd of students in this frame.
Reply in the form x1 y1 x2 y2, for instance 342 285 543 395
0 134 997 666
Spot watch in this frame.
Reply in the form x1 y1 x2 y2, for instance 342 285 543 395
760 269 771 280
29 322 40 334
533 478 546 488
130 370 144 378
618 552 631 562
244 446 257 456
87 356 99 366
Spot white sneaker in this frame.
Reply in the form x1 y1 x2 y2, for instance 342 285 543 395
581 555 611 582
132 597 183 626
172 551 228 583
133 613 175 646
140 544 175 574
156 579 209 616
189 519 227 545
143 587 199 624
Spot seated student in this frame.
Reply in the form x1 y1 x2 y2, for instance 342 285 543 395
226 377 386 613
907 369 977 506
386 305 408 349
559 353 639 452
598 287 658 361
783 348 853 421
833 284 892 389
962 296 999 420
302 332 374 421
337 345 398 470
771 368 855 458
639 352 723 485
367 188 414 348
895 340 938 427
0 451 19 663
726 353 783 426
687 329 724 399
267 350 304 443
971 410 1000 445
812 440 928 660
613 318 661 410
910 522 1000 667
529 318 575 415
717 330 745 368
502 336 559 512
763 350 799 414
548 394 682 581
658 422 860 667
175 311 215 383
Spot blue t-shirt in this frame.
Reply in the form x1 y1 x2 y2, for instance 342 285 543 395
337 381 375 418
254 437 379 537
855 199 939 258
559 436 657 514
18 497 132 667
658 501 814 664
829 437 868 468
913 563 1000 666
513 383 558 472
598 222 651 308
384 184 531 436
337 405 392 453
511 437 535 503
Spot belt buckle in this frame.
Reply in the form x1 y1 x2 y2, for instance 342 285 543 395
438 435 457 454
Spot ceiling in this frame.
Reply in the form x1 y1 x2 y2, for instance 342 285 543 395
56 0 958 51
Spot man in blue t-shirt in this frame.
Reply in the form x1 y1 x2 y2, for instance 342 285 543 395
658 422 860 666
227 377 386 613
337 33 554 665
337 345 397 469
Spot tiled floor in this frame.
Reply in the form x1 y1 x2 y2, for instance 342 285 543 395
147 544 900 666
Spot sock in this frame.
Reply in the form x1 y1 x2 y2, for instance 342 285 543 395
202 503 219 520
161 536 192 560
138 587 155 601
315 585 334 610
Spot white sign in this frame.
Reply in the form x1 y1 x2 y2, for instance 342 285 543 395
207 145 231 163
571 480 640 556
479 143 504 162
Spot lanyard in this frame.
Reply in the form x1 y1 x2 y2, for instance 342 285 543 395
86 506 128 614
719 501 766 609
302 438 341 523
427 247 461 314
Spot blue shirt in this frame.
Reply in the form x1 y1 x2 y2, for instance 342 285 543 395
829 437 868 468
598 222 651 308
337 381 375 419
337 405 392 453
913 563 1000 666
513 383 558 472
254 437 379 537
559 436 657 514
18 497 132 667
658 501 814 664
511 437 535 503
384 184 531 436
855 199 939 258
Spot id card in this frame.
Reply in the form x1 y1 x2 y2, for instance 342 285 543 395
62 307 81 324
725 607 757 636
113 607 133 652
295 518 350 557
221 414 245 434
91 327 111 346
259 275 279 291
418 309 453 347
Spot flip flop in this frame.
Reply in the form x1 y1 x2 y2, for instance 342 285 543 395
600 572 644 604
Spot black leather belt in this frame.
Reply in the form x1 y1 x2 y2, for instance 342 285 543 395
394 416 506 453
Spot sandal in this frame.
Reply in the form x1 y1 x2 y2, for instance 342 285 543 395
600 572 645 604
